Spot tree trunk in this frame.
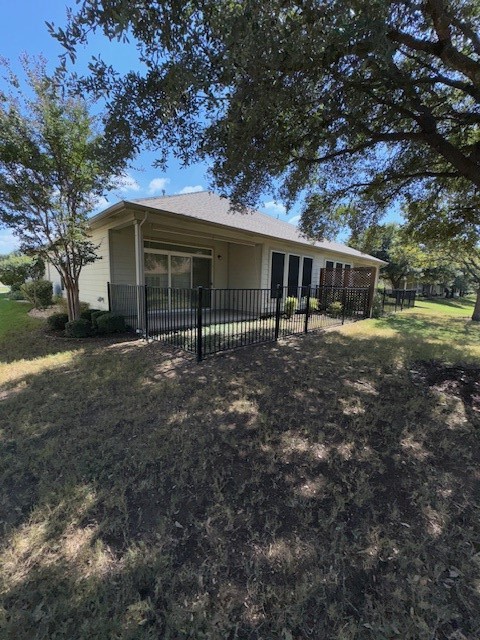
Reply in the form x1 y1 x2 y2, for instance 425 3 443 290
472 288 480 322
65 280 81 321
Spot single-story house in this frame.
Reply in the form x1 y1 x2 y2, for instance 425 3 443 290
49 191 385 313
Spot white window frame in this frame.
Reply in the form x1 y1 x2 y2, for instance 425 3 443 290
144 241 214 289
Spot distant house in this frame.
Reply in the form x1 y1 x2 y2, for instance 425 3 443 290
54 191 385 310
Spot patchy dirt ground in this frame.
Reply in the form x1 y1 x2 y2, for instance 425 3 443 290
1 303 480 640
410 361 480 416
27 304 63 319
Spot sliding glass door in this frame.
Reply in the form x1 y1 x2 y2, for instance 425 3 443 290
144 249 212 308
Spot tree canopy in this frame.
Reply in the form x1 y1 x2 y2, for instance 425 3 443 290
54 0 480 239
0 58 130 320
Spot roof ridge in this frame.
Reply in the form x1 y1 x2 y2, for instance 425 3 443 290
131 190 210 202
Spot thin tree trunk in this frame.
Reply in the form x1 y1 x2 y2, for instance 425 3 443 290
472 288 480 322
65 280 81 321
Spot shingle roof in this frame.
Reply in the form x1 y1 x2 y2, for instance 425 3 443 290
98 191 385 264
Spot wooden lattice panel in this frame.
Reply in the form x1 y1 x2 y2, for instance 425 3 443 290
319 266 376 288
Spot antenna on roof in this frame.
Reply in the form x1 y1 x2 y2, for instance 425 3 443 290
161 189 166 196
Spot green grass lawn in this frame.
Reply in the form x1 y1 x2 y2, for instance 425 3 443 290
1 296 480 639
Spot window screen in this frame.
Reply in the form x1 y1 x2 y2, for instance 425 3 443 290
287 255 300 296
302 257 313 290
271 252 285 297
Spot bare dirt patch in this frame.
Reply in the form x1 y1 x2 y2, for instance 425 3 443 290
27 304 63 319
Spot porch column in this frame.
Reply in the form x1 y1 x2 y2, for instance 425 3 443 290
134 220 145 333
134 220 144 286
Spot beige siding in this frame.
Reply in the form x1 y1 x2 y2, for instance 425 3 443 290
46 262 63 296
110 226 136 284
227 244 262 289
78 228 110 310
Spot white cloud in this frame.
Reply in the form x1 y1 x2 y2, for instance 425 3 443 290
288 215 301 226
148 177 170 195
176 185 204 195
264 200 286 214
113 172 141 193
0 230 19 254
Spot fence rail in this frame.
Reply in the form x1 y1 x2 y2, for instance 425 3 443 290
109 283 371 360
380 288 416 312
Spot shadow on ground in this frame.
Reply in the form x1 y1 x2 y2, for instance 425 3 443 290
1 325 480 639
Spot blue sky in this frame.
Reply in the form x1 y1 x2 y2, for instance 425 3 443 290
0 0 301 254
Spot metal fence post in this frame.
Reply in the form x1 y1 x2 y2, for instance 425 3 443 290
107 282 112 312
197 286 203 362
274 285 281 341
304 286 311 333
144 284 149 340
401 290 405 311
341 288 347 325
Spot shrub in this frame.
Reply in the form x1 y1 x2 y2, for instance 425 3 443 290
308 297 319 312
284 296 298 319
21 279 53 309
0 254 44 291
53 296 90 315
47 312 69 331
91 310 109 329
8 289 26 300
65 319 92 338
96 312 126 334
371 291 384 319
80 308 102 322
328 301 343 318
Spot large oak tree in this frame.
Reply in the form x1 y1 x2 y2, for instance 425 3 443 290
54 1 480 314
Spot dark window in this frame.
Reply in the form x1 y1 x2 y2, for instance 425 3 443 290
271 252 285 297
287 255 300 296
302 257 313 292
325 260 334 285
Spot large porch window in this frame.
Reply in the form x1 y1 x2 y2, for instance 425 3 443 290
144 240 212 290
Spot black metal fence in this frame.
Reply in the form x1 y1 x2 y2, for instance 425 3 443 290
109 283 371 361
380 288 416 312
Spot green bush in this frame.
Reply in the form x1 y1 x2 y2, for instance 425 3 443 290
65 319 92 338
284 296 298 319
80 308 102 322
96 312 126 334
8 289 26 300
371 291 384 319
328 301 343 318
308 297 319 312
47 312 69 331
91 310 109 329
21 279 53 309
0 254 44 291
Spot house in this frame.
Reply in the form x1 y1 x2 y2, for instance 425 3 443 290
70 191 385 312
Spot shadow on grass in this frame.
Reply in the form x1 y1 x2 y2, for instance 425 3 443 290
1 326 480 639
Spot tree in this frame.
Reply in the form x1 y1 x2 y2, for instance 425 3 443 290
54 1 480 238
406 197 480 320
0 253 44 291
349 223 424 289
0 58 130 320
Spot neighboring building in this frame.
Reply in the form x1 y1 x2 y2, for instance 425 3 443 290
63 191 385 309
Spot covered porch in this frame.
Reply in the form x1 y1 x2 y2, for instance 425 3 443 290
108 216 263 294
